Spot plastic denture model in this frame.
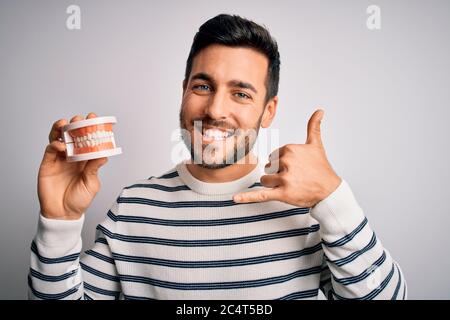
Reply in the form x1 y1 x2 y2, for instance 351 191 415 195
61 116 122 162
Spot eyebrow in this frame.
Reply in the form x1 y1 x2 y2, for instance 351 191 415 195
228 80 258 94
190 72 258 94
191 72 216 86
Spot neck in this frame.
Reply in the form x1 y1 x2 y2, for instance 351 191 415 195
186 152 258 183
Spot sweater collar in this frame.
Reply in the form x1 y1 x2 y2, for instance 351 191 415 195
176 158 263 195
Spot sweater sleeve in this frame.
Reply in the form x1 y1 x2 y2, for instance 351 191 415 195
310 179 407 300
28 207 122 300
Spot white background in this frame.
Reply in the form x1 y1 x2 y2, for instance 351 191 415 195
0 0 449 299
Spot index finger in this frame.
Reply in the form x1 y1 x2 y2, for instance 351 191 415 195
48 119 68 143
233 188 282 204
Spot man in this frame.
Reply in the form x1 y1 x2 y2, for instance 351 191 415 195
29 14 406 300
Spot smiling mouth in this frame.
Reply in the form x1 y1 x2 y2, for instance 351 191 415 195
194 126 235 142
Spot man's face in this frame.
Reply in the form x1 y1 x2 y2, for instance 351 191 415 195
179 44 273 169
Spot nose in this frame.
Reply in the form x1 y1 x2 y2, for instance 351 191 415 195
204 89 230 120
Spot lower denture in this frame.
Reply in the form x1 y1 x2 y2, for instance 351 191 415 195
73 142 115 155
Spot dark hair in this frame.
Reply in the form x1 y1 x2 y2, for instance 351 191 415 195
184 14 280 103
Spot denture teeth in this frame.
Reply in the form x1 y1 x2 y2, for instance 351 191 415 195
73 130 116 149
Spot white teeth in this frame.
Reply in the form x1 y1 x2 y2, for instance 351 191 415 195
203 129 232 140
73 130 114 148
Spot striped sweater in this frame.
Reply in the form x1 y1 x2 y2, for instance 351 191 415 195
28 160 407 300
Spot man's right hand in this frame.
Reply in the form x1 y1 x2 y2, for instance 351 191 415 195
38 112 108 220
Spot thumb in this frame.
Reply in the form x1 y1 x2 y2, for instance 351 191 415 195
306 108 324 146
84 157 108 176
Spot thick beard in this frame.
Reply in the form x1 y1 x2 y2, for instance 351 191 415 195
179 108 263 169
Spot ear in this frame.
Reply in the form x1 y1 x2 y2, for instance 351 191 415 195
260 96 278 128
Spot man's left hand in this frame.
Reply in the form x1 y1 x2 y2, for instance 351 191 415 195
233 109 342 208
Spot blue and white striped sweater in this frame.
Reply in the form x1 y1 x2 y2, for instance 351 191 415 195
28 161 407 300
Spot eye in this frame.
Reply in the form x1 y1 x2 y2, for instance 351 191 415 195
234 92 251 100
193 84 211 91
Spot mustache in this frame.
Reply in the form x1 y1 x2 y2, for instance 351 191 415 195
179 107 235 130
190 117 236 131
